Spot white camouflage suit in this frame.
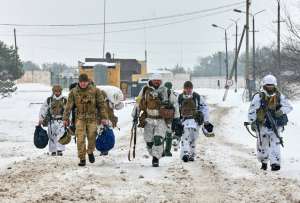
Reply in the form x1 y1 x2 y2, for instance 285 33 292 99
39 95 66 153
179 92 209 159
138 82 180 159
248 90 293 166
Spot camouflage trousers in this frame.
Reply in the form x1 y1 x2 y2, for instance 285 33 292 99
144 118 167 159
75 119 97 160
256 126 281 166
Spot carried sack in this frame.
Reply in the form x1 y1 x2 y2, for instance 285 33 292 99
34 126 49 149
96 127 115 153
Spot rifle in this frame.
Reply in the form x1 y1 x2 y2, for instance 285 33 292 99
265 110 284 147
47 97 55 144
128 106 138 161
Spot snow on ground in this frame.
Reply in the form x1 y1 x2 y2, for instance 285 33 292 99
0 84 300 202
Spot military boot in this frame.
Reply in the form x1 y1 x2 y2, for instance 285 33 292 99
261 162 267 170
271 164 280 171
182 155 189 162
78 160 86 167
152 157 159 167
88 153 95 163
164 132 173 157
57 151 63 156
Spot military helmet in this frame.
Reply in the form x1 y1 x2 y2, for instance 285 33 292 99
58 128 72 145
149 73 163 81
34 126 49 149
52 85 62 93
164 82 173 90
262 74 277 86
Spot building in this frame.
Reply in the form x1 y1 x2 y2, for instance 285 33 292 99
82 54 147 98
17 70 51 85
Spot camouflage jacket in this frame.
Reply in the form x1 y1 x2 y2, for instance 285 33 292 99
63 84 108 121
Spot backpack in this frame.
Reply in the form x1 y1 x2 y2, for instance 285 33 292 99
178 92 203 125
43 96 67 126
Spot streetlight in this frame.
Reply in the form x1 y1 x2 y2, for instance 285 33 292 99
234 9 265 92
212 24 231 80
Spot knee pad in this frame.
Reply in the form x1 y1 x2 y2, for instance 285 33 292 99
153 136 163 146
146 142 153 149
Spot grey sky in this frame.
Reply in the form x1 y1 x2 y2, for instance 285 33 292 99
0 0 295 71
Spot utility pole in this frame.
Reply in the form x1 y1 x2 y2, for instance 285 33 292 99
246 0 251 99
252 16 256 91
13 28 18 71
218 51 222 89
218 51 222 77
277 0 281 73
144 26 147 65
102 0 106 58
225 30 229 80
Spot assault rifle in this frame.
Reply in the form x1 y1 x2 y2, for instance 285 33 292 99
128 106 138 161
265 110 284 147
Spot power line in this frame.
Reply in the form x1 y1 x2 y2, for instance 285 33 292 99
0 1 244 27
0 7 243 37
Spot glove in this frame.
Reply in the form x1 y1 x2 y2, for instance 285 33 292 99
63 120 69 128
193 111 204 125
172 118 184 136
101 119 109 126
203 122 214 133
251 122 257 132
275 110 283 118
38 119 43 126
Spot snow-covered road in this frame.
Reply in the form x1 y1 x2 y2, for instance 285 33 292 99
0 84 300 202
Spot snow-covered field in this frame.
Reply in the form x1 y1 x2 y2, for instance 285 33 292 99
0 84 300 202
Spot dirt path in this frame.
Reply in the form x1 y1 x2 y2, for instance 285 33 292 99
1 105 300 203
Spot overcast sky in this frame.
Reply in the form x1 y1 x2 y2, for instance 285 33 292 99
0 0 296 71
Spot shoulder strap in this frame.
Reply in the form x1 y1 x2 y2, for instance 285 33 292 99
167 89 171 101
192 92 201 108
63 97 67 105
178 93 183 106
47 96 53 105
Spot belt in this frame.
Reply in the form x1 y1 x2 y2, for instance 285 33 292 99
147 115 162 119
182 116 194 120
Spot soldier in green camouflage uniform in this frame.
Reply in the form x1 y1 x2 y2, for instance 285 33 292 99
63 74 108 166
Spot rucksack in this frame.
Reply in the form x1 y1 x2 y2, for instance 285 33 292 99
96 127 115 153
34 126 49 149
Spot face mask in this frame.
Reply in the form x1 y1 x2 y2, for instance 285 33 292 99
263 85 276 95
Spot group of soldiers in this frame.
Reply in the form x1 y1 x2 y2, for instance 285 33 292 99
39 73 111 166
133 73 214 167
38 72 293 171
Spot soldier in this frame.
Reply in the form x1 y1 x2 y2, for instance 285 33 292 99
137 74 180 167
99 89 123 156
176 81 213 162
163 81 178 157
248 74 293 171
63 74 108 166
39 85 67 156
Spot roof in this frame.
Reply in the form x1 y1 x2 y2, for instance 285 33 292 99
81 62 116 67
